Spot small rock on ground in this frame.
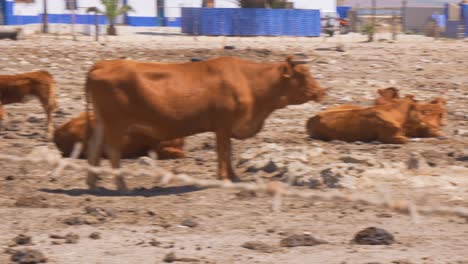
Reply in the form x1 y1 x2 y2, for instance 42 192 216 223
9 248 47 264
241 241 278 253
65 233 79 244
353 227 395 245
163 252 199 263
181 219 198 228
89 232 101 240
280 234 328 247
11 234 32 246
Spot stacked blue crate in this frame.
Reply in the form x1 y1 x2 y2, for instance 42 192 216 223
462 4 468 36
238 8 257 36
269 9 283 36
181 7 193 34
181 8 321 37
336 6 351 19
254 9 267 36
280 9 292 36
306 10 321 36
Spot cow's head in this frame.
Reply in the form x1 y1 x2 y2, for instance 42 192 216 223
429 97 447 126
280 56 325 105
376 87 400 105
405 98 445 137
417 103 446 136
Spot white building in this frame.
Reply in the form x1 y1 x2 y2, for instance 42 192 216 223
1 0 336 26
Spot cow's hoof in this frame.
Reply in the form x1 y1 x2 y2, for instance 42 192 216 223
221 177 241 184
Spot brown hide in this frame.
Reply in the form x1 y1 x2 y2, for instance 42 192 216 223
54 112 185 159
306 96 422 144
374 87 446 137
0 71 57 139
85 56 325 190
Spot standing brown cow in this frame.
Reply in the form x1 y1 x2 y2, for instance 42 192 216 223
85 56 325 192
0 71 57 139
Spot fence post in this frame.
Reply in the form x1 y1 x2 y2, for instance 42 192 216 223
392 11 397 40
71 9 77 41
401 0 407 33
371 0 376 42
94 12 99 41
42 0 49 33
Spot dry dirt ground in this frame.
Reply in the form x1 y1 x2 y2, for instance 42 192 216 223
0 34 467 264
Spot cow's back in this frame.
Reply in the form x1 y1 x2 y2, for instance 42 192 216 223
307 108 396 142
86 58 248 139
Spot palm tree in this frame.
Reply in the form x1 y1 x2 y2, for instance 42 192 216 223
86 0 133 36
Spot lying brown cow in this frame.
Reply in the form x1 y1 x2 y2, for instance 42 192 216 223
0 71 57 139
306 96 424 144
375 87 446 137
54 112 185 159
85 56 325 191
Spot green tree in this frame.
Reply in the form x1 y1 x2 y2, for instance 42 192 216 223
86 0 134 36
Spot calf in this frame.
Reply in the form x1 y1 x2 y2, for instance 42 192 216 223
85 56 325 191
374 87 446 137
54 112 185 159
0 71 57 139
306 96 423 144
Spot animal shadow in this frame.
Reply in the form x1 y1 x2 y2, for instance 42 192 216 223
40 185 204 197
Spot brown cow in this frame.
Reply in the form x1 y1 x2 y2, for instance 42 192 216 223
0 71 57 139
374 87 446 137
85 56 325 191
306 95 424 144
54 112 185 159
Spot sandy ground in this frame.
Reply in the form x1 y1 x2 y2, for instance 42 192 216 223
0 33 467 264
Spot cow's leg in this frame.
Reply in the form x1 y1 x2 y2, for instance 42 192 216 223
102 130 128 192
381 128 409 144
38 95 54 140
215 131 239 182
86 121 104 190
106 144 128 193
0 104 4 130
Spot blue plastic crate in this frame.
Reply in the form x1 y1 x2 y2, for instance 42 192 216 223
337 6 351 19
181 7 321 37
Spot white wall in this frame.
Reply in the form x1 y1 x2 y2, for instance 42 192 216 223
13 2 39 16
165 0 202 17
215 0 238 8
128 0 157 17
291 0 336 13
12 0 153 16
77 0 106 14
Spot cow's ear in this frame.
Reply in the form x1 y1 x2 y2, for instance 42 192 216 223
405 94 416 101
377 89 384 96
